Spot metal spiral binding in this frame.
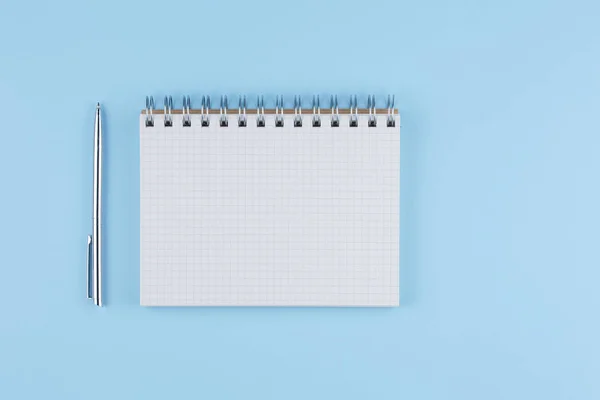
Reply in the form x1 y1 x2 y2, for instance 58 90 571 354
387 95 395 127
145 96 155 127
182 96 191 127
164 96 173 127
330 95 339 127
275 96 284 127
349 96 358 127
238 96 247 127
294 96 302 127
142 95 397 128
256 96 265 127
368 95 377 127
201 96 210 127
220 96 228 127
312 95 321 127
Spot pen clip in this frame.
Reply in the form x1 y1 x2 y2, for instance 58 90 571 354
86 235 92 299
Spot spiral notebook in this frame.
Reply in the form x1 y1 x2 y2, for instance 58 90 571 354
140 95 400 306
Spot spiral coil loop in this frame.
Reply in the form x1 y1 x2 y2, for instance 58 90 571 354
238 96 247 127
145 96 155 127
312 95 321 127
349 95 358 127
294 96 302 127
220 96 228 127
182 96 191 127
163 96 173 127
367 95 377 127
387 95 396 127
201 96 210 126
275 95 284 127
257 96 265 127
330 95 339 127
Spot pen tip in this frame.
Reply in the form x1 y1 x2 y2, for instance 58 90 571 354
96 102 101 109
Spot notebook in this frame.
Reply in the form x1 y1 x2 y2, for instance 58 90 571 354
140 95 400 306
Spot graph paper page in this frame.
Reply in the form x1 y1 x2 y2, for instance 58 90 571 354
140 113 399 306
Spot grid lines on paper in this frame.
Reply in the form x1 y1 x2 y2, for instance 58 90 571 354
140 113 399 306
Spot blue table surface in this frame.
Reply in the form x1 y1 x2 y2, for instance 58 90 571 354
1 1 599 399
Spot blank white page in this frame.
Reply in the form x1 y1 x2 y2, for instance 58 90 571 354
140 112 399 306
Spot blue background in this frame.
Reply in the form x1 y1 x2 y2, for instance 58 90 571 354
1 0 599 398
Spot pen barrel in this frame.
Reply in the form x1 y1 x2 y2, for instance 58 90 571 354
92 106 102 306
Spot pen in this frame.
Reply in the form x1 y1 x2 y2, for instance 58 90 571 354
87 103 102 306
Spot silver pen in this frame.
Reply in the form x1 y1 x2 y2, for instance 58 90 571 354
87 103 102 306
